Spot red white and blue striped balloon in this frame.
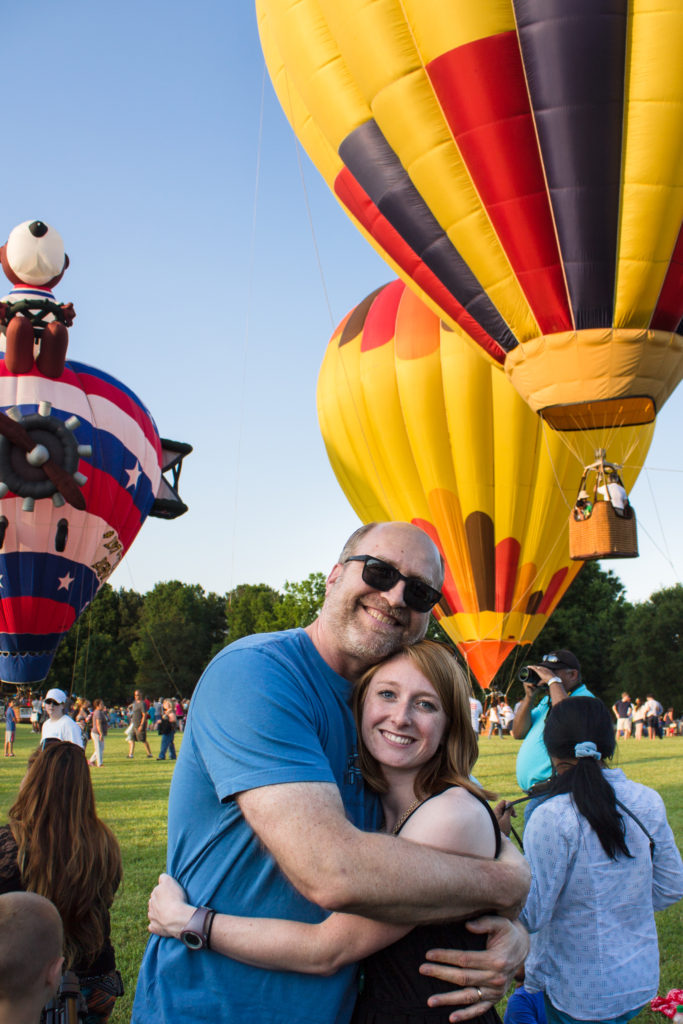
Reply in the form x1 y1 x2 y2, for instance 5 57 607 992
0 360 162 683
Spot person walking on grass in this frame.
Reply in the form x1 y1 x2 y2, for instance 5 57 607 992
128 690 153 759
4 700 17 757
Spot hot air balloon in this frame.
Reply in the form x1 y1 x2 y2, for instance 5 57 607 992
318 280 653 686
0 359 179 685
258 0 683 431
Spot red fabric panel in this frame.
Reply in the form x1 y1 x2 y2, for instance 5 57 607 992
495 536 521 612
335 169 507 364
427 32 572 334
412 517 465 614
536 565 569 616
651 223 683 332
0 595 76 635
361 280 403 351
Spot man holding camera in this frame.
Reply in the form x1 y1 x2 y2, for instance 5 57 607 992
512 650 593 816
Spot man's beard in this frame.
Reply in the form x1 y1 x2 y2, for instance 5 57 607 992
327 592 427 666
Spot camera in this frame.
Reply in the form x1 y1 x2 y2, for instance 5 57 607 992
518 665 542 686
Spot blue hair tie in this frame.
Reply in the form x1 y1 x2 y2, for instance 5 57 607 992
574 740 601 760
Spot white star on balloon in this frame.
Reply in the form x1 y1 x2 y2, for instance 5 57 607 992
0 575 3 588
57 573 75 591
125 462 142 488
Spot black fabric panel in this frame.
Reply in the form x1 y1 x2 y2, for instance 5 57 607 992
514 0 627 327
339 120 518 352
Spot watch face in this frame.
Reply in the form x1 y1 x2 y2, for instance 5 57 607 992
181 930 204 951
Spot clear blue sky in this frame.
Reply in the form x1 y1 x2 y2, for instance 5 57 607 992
4 1 682 606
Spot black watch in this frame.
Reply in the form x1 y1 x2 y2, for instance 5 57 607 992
180 906 216 950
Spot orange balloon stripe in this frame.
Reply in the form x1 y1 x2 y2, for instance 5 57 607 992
334 168 507 363
651 222 683 333
460 639 518 687
427 33 573 335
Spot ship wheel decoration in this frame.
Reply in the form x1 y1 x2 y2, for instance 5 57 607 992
0 401 91 511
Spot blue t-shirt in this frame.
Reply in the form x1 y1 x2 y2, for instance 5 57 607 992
515 684 593 791
133 629 379 1024
5 706 15 731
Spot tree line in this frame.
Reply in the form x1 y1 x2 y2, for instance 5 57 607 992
47 564 682 711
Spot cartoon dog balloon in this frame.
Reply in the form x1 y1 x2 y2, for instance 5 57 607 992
0 220 75 379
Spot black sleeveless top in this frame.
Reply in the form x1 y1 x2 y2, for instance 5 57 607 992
351 790 503 1024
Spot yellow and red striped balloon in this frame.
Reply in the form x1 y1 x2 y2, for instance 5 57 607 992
318 282 653 686
259 0 683 431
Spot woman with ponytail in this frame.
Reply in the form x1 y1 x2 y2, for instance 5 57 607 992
519 697 683 1024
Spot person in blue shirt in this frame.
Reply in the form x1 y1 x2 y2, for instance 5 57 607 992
132 522 530 1024
512 650 593 818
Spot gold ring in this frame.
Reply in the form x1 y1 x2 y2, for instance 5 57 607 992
476 988 483 1000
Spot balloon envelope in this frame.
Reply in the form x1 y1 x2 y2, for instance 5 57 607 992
0 360 162 683
259 0 683 429
318 281 653 686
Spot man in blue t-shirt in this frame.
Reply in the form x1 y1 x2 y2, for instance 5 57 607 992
513 650 594 807
133 522 531 1024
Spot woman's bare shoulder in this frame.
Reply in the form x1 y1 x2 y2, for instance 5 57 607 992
399 787 497 858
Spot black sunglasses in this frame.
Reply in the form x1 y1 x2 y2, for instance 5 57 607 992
344 555 442 613
44 699 60 706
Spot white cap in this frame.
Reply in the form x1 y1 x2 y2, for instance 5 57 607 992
45 688 68 704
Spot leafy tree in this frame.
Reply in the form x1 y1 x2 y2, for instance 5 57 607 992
47 585 144 705
275 573 327 629
617 585 683 711
131 581 226 698
221 583 285 650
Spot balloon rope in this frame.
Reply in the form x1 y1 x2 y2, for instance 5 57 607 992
539 414 574 511
226 64 268 596
641 469 680 580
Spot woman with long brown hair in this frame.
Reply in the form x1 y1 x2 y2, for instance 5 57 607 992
0 741 123 1022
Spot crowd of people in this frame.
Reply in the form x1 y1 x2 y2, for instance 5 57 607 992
3 691 190 766
1 522 681 1024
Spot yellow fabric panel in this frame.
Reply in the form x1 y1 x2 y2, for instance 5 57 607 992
615 0 683 326
256 0 371 151
439 326 495 522
403 0 516 63
505 328 683 416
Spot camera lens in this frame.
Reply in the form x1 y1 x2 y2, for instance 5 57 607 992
518 666 541 685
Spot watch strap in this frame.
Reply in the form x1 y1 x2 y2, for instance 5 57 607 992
181 905 215 950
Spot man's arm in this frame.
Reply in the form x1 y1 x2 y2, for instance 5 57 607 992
237 782 529 923
511 682 537 739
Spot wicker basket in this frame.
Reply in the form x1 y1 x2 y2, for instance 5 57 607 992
569 500 638 560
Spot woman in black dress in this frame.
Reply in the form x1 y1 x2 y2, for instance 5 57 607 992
149 640 502 1023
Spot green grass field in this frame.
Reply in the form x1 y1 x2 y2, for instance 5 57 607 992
1 726 681 1023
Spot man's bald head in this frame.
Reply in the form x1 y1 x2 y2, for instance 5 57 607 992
338 522 444 589
0 892 63 1002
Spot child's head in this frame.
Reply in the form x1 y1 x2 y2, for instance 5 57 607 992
0 892 63 1019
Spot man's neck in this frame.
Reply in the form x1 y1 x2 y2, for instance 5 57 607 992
0 997 45 1024
304 619 367 682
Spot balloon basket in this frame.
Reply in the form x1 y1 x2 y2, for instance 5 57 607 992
569 500 638 561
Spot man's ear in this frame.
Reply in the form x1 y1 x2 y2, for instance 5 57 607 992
326 563 343 592
45 955 64 999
